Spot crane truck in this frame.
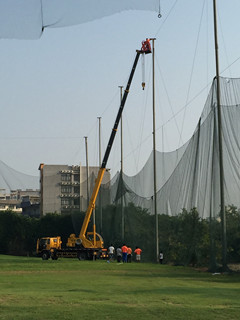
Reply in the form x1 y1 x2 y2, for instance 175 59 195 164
36 40 152 260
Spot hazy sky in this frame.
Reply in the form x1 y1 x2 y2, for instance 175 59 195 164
1 0 240 179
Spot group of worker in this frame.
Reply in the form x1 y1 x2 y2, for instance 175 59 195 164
108 244 142 263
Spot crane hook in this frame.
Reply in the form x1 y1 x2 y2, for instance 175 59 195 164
158 0 162 18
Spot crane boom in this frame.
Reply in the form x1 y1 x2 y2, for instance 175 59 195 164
66 41 152 250
79 50 141 248
101 51 141 169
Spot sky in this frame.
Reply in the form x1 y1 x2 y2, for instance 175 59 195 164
1 0 240 180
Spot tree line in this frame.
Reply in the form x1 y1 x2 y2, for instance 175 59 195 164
0 204 239 266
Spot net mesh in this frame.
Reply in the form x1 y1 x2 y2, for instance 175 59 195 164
98 77 240 219
0 160 39 192
0 0 158 39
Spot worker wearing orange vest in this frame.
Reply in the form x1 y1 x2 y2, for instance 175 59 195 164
134 247 142 262
121 244 128 263
127 246 132 263
141 38 151 53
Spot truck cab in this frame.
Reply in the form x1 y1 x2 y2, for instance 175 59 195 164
36 237 62 260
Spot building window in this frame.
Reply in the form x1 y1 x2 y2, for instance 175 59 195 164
73 198 80 206
74 186 80 194
61 199 72 206
61 186 72 193
61 174 71 181
74 174 80 182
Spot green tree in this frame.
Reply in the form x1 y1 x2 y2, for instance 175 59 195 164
166 208 210 266
225 205 240 262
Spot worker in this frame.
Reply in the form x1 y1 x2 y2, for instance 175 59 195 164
159 251 163 264
108 244 115 261
134 246 142 262
141 38 151 53
127 246 132 263
121 244 128 263
116 246 122 263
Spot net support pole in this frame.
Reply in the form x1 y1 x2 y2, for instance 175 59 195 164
119 85 125 242
213 0 227 270
209 106 217 272
150 38 159 263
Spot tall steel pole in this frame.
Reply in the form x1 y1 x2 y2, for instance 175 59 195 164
150 38 159 263
97 117 102 234
119 85 124 241
213 0 227 270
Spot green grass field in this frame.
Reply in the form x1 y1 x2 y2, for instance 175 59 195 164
0 255 239 320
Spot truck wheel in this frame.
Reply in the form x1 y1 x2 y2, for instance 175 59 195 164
78 252 87 261
42 252 49 260
51 249 58 260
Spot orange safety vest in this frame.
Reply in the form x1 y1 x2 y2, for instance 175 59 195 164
134 248 142 255
127 247 132 255
122 245 128 253
141 39 151 53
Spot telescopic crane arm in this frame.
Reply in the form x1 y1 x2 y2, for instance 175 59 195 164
77 41 152 249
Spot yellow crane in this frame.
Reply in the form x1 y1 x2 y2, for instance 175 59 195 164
36 40 152 260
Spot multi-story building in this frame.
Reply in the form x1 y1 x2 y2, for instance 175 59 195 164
0 199 22 212
39 164 111 216
0 188 40 214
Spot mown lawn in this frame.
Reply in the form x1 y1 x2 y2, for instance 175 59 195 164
0 255 239 320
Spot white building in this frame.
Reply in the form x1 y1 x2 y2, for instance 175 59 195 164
39 164 111 216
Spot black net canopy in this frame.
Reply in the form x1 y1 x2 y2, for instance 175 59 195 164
0 0 158 39
108 77 240 219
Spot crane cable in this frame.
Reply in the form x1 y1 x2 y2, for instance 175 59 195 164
155 0 179 37
178 0 206 148
158 0 162 18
